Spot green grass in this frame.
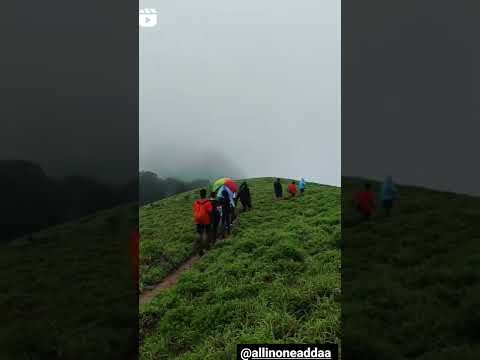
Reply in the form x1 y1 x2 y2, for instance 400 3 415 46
342 177 480 359
140 177 341 359
140 189 201 290
0 204 138 360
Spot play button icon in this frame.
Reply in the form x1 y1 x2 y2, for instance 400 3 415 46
139 8 158 28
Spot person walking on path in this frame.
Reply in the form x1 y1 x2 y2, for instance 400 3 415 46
355 183 376 221
274 178 283 199
238 181 252 212
380 176 398 217
288 180 297 198
299 178 306 195
220 188 233 238
233 191 239 207
193 189 213 255
209 191 222 246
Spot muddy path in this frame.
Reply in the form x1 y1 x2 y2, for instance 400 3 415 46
139 254 200 305
139 214 241 305
139 236 235 305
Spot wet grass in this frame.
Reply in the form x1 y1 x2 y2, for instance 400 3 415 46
342 177 480 360
140 178 340 359
0 205 138 359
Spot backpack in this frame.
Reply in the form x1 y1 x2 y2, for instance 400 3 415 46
194 199 211 224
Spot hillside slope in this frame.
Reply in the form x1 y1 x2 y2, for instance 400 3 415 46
342 177 480 359
140 188 202 290
0 205 137 359
140 178 341 359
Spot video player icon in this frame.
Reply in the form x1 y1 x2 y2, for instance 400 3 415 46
139 8 158 28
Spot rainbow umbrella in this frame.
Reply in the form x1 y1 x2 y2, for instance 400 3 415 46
212 177 238 193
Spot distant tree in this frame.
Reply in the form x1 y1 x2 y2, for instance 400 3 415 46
139 171 210 205
1 160 58 241
0 161 209 242
190 179 211 190
163 177 187 197
1 161 134 242
57 176 117 220
120 177 139 204
139 171 166 205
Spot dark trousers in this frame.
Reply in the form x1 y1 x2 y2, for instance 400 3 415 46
240 198 252 212
222 211 232 237
382 199 394 216
195 224 211 255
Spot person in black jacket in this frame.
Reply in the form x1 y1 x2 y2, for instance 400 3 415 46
274 178 283 199
220 189 232 238
238 181 252 212
209 191 222 246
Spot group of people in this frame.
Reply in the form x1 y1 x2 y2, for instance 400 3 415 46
355 176 399 220
193 181 252 255
274 177 306 199
193 178 307 256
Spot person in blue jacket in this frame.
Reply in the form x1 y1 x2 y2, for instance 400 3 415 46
380 176 398 217
299 178 306 195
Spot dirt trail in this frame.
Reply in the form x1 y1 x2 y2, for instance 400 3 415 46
139 216 239 306
139 235 235 305
140 254 200 305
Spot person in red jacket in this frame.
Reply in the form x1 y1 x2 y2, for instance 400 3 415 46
193 189 213 255
356 183 376 220
288 181 297 198
131 228 139 296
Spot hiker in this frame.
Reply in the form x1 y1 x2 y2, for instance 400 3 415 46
355 183 376 220
219 188 233 238
299 178 306 195
288 181 297 198
232 192 239 221
209 191 222 245
380 176 398 217
193 189 213 255
274 178 283 199
238 181 252 212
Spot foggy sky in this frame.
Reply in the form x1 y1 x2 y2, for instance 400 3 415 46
140 0 340 185
1 2 138 184
343 0 480 196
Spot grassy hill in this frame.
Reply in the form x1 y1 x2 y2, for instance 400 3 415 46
342 177 480 359
0 204 138 359
139 177 341 359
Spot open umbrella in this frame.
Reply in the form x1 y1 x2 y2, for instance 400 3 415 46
212 177 238 193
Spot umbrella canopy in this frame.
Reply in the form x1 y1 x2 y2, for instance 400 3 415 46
212 177 238 193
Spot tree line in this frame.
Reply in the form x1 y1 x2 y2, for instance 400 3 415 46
1 160 138 242
1 161 209 242
139 171 209 206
